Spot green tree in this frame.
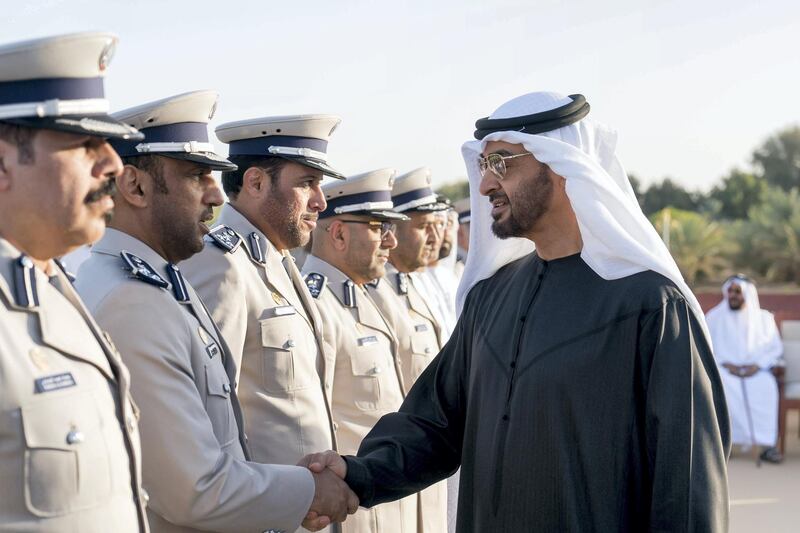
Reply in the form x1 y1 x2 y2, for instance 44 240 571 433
734 187 800 283
628 173 644 207
708 168 767 220
650 208 734 285
752 125 800 191
641 178 700 216
435 179 470 202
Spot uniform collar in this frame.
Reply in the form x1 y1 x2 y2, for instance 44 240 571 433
91 228 169 269
216 203 281 263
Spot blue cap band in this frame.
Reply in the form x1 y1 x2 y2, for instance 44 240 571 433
320 190 392 219
392 187 435 207
227 135 328 157
0 77 104 105
111 122 210 157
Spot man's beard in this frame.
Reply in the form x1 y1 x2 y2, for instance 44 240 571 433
152 196 207 262
490 165 553 239
263 192 306 249
439 239 453 260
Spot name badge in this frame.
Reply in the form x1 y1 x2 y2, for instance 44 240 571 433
34 372 76 394
414 324 429 332
358 336 379 347
273 305 297 317
206 343 220 359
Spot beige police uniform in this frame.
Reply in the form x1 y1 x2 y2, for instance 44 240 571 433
367 265 447 533
182 204 336 470
0 237 149 532
76 229 314 533
301 255 417 533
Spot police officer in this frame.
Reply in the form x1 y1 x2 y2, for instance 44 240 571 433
453 197 470 266
180 116 346 532
366 169 449 533
0 32 149 532
75 92 357 533
301 169 420 533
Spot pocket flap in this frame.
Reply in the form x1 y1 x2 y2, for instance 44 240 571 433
22 393 98 449
205 366 232 398
259 317 296 350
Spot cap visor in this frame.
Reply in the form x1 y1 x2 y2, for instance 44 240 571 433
366 210 410 221
161 152 238 172
274 155 345 180
4 114 143 140
404 202 451 213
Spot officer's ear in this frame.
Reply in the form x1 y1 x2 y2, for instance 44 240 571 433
328 220 348 251
242 166 266 198
115 164 148 208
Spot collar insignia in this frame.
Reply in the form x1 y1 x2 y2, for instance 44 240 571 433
396 272 409 295
207 225 242 253
120 251 169 289
247 232 266 264
343 279 356 308
304 272 326 299
12 255 39 308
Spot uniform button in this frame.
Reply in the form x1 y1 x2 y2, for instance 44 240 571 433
325 383 331 389
369 365 382 375
223 383 231 393
140 488 150 504
66 429 84 445
127 414 136 432
510 361 516 368
424 347 432 355
501 414 509 421
286 339 296 348
333 422 339 431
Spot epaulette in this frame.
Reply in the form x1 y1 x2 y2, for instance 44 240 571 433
53 258 76 283
304 272 327 299
367 278 380 289
12 255 39 308
343 279 356 308
166 264 190 302
120 251 169 289
396 272 409 295
247 232 265 264
207 225 242 254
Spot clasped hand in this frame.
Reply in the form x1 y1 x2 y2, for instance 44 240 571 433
296 450 358 531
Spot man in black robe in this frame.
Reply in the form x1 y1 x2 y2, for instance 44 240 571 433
300 92 730 532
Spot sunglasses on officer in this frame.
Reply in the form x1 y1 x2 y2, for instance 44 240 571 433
338 219 397 240
478 152 533 179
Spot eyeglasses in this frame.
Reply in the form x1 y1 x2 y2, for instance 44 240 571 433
478 152 532 179
338 220 397 240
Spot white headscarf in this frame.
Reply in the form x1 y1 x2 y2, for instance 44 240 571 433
705 277 781 365
456 91 709 340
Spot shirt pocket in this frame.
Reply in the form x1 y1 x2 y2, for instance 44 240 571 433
409 334 437 381
259 315 314 394
21 391 112 517
349 344 388 412
203 362 237 448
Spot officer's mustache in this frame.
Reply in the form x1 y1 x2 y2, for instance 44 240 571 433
85 178 117 204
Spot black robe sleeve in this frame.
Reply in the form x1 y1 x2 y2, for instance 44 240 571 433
640 297 730 532
344 293 474 507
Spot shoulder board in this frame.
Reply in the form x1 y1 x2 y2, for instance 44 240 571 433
396 272 409 295
247 232 266 264
207 225 242 254
120 251 169 289
53 258 76 283
304 272 327 299
12 255 39 308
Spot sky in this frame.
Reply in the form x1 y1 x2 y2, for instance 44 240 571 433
2 0 799 192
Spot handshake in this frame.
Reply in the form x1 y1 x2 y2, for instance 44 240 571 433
296 450 359 531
